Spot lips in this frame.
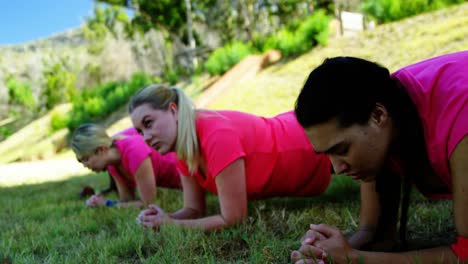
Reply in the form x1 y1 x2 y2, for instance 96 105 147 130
348 173 361 180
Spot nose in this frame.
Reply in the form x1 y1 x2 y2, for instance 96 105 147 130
83 161 92 169
142 130 152 142
330 156 350 174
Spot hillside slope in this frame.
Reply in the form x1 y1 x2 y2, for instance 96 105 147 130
211 2 468 116
1 3 467 185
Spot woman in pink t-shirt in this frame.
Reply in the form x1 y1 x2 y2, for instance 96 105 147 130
292 51 468 263
71 123 181 208
128 84 332 231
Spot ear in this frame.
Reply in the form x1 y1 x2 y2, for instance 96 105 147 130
96 146 108 155
370 103 389 127
168 102 179 120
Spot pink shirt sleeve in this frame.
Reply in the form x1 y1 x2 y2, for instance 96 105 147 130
176 129 246 180
120 137 154 176
448 104 468 158
200 129 246 180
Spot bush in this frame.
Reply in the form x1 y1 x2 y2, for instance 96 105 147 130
50 110 70 132
258 10 331 57
6 77 36 109
362 0 466 23
296 10 331 47
42 62 77 110
164 70 180 85
63 72 153 132
205 42 252 75
0 126 13 140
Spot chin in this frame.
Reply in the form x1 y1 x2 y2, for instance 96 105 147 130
159 146 173 155
361 177 374 183
361 173 377 182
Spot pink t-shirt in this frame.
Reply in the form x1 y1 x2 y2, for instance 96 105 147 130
107 133 181 190
391 51 468 198
177 111 332 200
116 127 140 137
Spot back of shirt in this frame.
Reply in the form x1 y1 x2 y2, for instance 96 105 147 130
177 110 331 200
391 50 468 193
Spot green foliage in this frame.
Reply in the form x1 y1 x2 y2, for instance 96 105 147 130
85 64 104 86
85 5 130 38
0 126 13 140
83 4 131 54
204 42 252 75
97 0 187 35
296 10 331 47
256 10 331 57
50 110 70 132
362 0 467 23
164 70 180 85
6 77 36 109
204 10 330 75
42 60 77 110
62 72 153 132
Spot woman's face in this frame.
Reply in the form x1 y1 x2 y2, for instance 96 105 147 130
304 108 394 182
77 147 109 172
130 103 178 154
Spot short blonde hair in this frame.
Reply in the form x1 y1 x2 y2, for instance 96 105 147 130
128 84 200 173
71 123 111 158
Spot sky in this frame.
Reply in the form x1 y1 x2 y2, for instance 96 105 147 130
0 0 95 45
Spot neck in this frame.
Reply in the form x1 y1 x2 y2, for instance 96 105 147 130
107 147 121 166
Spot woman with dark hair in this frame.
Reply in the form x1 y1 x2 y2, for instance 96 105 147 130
291 51 468 263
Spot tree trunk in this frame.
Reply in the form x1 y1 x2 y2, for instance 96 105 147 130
184 0 197 69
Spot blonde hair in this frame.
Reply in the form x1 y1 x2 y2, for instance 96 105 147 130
128 84 200 173
71 123 112 158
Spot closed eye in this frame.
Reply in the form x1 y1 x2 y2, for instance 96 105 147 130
322 142 350 156
334 144 349 156
143 119 153 129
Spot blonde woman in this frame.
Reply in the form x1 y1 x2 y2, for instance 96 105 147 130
71 124 181 208
129 84 332 230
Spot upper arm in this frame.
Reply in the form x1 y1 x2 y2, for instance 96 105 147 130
450 135 468 237
359 180 381 229
134 157 157 205
215 158 248 225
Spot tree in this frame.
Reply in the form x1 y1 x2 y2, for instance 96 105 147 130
96 0 198 70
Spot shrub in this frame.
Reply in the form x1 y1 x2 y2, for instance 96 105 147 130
63 72 153 132
42 62 77 110
362 0 466 23
6 77 36 109
205 42 252 75
164 70 180 85
50 110 70 132
258 10 331 57
296 10 330 47
0 126 13 140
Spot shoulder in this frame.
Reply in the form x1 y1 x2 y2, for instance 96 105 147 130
392 51 468 89
196 110 237 134
115 135 152 155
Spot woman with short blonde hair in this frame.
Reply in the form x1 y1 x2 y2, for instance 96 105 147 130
71 123 181 208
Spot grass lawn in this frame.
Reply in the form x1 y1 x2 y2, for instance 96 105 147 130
2 2 467 263
0 173 453 263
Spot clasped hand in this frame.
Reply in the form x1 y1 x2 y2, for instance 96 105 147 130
86 194 105 207
136 204 172 231
291 224 357 264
